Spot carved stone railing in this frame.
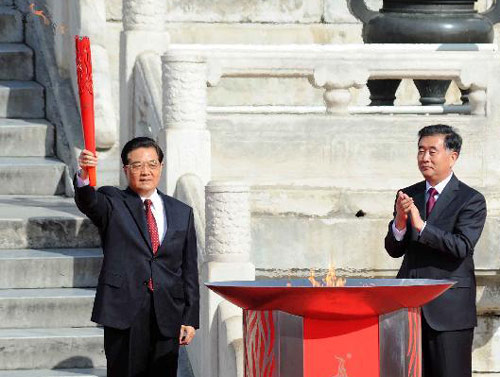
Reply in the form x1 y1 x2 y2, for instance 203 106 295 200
164 43 498 116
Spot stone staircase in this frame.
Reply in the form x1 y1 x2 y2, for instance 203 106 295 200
0 5 106 376
0 6 197 376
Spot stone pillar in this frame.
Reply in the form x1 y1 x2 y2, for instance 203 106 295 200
205 182 252 263
123 0 166 31
119 0 169 185
158 52 211 195
201 182 255 377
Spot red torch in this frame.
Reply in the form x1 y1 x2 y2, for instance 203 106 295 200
75 36 97 186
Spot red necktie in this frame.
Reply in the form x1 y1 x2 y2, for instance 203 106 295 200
426 188 438 218
145 199 159 290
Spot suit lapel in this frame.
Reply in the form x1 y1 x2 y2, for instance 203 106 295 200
123 187 152 252
427 174 460 222
158 191 178 253
412 181 426 221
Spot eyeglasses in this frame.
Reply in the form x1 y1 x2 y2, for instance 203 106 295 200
125 160 162 172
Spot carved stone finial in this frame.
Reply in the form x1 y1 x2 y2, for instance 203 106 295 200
123 0 166 31
205 182 251 263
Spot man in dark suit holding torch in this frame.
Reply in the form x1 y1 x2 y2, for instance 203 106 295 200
76 137 199 377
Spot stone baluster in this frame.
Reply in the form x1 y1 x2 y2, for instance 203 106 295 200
457 68 488 116
120 0 170 186
159 52 211 195
201 181 255 377
310 64 369 114
468 86 487 116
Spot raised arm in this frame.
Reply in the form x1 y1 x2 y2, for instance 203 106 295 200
74 149 111 229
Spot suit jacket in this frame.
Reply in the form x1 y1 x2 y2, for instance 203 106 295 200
385 174 486 331
74 181 199 337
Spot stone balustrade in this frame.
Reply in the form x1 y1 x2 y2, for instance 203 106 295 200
163 43 498 115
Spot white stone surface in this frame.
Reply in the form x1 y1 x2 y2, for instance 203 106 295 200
165 0 323 23
0 249 101 289
477 284 500 315
162 53 207 129
105 0 122 21
208 114 486 189
123 0 165 31
0 369 106 377
324 0 381 23
218 301 244 377
0 81 44 118
132 52 163 138
91 45 117 149
200 262 254 377
174 174 206 263
0 119 54 157
205 182 251 263
158 127 211 196
167 23 364 45
0 327 105 370
473 316 500 372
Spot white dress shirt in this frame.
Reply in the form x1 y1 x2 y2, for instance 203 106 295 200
140 190 167 243
77 171 167 242
392 172 454 241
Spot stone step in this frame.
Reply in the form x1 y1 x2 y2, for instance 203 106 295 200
0 81 44 118
0 44 33 80
0 327 105 370
0 118 54 157
0 8 23 43
0 248 101 289
0 288 96 328
0 196 99 249
0 369 106 377
0 157 66 195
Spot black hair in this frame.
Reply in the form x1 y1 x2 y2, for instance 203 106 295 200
121 137 164 165
418 124 462 155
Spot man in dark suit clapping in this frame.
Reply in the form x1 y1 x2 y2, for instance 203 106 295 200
385 124 487 377
76 137 199 377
